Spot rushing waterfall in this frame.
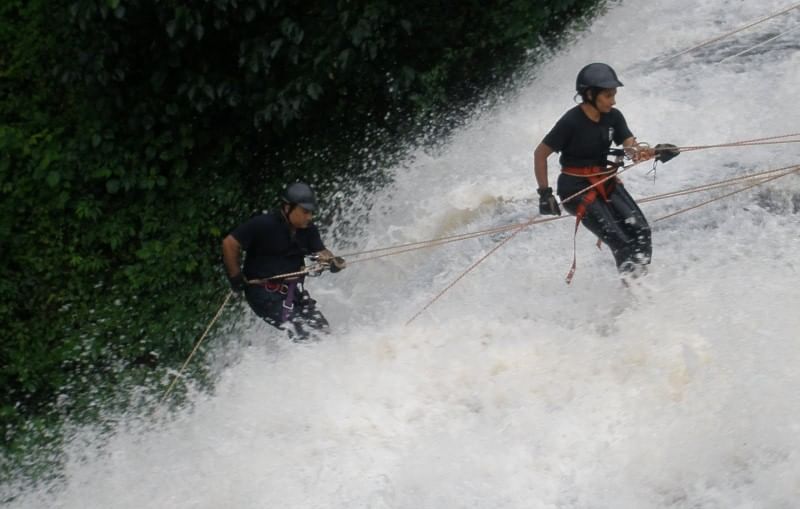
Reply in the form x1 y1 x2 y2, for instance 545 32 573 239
6 0 800 507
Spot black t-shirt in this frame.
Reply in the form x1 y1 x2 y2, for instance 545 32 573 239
542 105 634 198
231 211 325 279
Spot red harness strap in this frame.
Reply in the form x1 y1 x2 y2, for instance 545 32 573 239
562 166 619 284
262 281 290 294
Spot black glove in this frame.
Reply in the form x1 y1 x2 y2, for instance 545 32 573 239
538 187 561 216
228 273 247 292
655 143 680 163
328 256 347 274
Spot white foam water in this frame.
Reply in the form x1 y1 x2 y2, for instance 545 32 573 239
6 0 800 507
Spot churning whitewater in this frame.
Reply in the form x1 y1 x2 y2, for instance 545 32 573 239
7 0 800 507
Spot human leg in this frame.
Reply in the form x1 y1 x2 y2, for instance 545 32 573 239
563 188 651 273
244 284 329 340
286 287 330 341
244 286 285 329
607 185 651 273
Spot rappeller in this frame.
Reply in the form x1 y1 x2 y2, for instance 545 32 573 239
533 62 680 282
222 182 346 340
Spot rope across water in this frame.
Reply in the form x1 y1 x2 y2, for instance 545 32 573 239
340 134 800 266
160 134 799 402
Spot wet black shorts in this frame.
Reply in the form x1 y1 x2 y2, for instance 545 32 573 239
244 284 330 340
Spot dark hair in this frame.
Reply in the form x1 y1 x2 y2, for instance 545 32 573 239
579 86 604 103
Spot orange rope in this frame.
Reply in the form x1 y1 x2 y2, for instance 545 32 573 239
340 219 544 260
347 216 561 265
653 166 800 223
639 164 800 204
405 226 527 325
676 133 800 153
347 164 799 265
402 161 799 324
342 133 800 262
402 161 644 324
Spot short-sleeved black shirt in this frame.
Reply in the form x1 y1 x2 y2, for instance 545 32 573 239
231 211 325 279
542 105 634 198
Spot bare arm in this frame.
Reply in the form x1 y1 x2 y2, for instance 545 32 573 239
222 235 243 279
533 142 555 189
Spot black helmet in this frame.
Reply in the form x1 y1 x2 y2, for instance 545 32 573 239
282 182 316 211
575 63 624 92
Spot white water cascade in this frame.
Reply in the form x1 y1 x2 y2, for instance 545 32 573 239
7 0 800 507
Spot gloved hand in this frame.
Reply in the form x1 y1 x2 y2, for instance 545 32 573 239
228 273 247 292
655 143 680 163
328 256 347 274
538 187 561 216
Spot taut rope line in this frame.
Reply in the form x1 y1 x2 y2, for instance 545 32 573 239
404 159 799 324
717 24 800 64
346 163 800 264
161 291 233 405
403 160 646 324
339 134 800 262
405 225 528 326
674 132 800 153
162 162 797 387
653 165 800 223
340 219 549 260
346 217 561 265
639 164 800 204
663 2 800 62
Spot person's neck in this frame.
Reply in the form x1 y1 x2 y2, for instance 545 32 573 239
580 102 601 122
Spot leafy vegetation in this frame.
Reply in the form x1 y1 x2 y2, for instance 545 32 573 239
1 0 604 483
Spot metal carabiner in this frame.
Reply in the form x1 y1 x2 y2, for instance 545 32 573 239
304 255 328 277
624 141 651 161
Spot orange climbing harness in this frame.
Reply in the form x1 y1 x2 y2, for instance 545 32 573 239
561 165 620 284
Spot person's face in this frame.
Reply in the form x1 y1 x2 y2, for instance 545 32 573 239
594 88 617 113
287 205 313 229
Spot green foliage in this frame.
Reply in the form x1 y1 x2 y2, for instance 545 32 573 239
0 0 604 481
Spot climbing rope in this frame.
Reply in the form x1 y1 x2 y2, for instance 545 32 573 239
401 140 799 324
342 160 643 265
339 134 800 266
402 160 650 323
246 260 330 284
663 2 800 62
343 216 561 265
161 4 800 393
675 133 800 153
343 162 800 269
653 165 800 223
161 291 233 405
404 225 527 326
164 136 799 382
161 140 798 390
640 163 800 205
717 23 800 64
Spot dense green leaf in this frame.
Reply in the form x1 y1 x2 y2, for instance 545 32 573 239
0 0 605 482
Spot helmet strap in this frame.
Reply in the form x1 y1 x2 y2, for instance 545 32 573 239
282 203 297 218
587 87 601 109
